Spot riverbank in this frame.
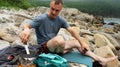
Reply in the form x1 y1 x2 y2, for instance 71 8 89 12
0 7 120 67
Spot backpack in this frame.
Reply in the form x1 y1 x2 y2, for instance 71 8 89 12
0 45 38 66
33 53 69 67
0 45 24 65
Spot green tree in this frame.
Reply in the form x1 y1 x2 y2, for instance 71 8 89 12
0 0 31 9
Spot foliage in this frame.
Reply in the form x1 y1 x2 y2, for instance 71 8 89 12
0 0 120 17
0 0 31 9
28 0 120 17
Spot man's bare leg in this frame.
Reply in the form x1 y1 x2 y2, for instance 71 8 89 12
84 50 118 67
47 36 118 67
47 35 65 53
64 40 118 67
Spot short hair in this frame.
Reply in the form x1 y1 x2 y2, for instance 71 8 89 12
51 0 63 5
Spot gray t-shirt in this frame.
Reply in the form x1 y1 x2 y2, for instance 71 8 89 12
29 14 70 44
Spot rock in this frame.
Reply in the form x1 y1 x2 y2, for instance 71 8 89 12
29 33 37 45
0 29 6 37
14 15 27 27
27 7 49 17
117 50 120 60
11 38 24 46
79 29 93 36
81 37 90 46
0 14 14 23
101 33 120 49
60 8 80 18
94 34 115 49
84 35 95 51
2 34 16 43
19 19 32 29
58 28 74 40
0 29 16 43
92 16 104 25
94 46 119 67
107 22 117 25
113 24 120 32
0 25 19 43
71 27 80 34
94 33 118 55
69 62 87 67
103 28 115 34
0 40 10 50
113 33 120 40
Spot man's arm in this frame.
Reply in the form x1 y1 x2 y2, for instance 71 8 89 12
19 23 32 44
66 27 90 52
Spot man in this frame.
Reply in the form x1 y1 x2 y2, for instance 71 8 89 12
20 0 117 67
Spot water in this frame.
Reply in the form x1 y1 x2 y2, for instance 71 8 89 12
104 18 120 24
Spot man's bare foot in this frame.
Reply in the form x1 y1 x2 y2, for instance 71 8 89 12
99 56 118 67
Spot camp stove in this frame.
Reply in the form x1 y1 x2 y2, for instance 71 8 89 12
20 43 37 61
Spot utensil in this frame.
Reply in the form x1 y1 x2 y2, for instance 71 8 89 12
24 43 30 55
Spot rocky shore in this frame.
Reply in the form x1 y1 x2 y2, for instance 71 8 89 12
0 7 120 67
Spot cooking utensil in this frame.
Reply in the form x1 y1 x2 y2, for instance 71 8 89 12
24 44 30 55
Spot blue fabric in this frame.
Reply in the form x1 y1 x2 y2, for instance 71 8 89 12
62 51 92 67
33 53 69 67
29 14 70 44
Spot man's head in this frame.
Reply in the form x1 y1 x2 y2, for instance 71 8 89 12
49 0 63 19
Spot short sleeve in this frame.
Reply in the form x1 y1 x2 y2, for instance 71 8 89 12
60 17 70 29
29 15 42 28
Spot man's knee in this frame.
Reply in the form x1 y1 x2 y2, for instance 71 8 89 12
47 36 65 53
52 36 65 47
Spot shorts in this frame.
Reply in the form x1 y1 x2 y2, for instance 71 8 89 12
37 42 63 55
37 42 50 54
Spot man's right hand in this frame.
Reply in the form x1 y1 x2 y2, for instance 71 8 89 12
19 28 31 44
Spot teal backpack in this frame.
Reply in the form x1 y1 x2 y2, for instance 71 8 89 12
33 53 69 67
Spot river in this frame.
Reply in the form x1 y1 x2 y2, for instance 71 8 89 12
104 18 120 24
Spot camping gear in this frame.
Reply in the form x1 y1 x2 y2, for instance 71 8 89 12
0 45 38 65
33 53 69 67
24 44 30 55
23 43 34 61
62 51 92 67
17 43 37 61
19 49 37 61
0 45 92 66
0 45 24 65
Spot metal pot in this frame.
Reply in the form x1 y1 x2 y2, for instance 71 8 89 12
19 50 37 61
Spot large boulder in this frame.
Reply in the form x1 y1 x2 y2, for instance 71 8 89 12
94 46 119 67
0 40 10 50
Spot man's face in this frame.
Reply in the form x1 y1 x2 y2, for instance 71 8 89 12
49 1 62 19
